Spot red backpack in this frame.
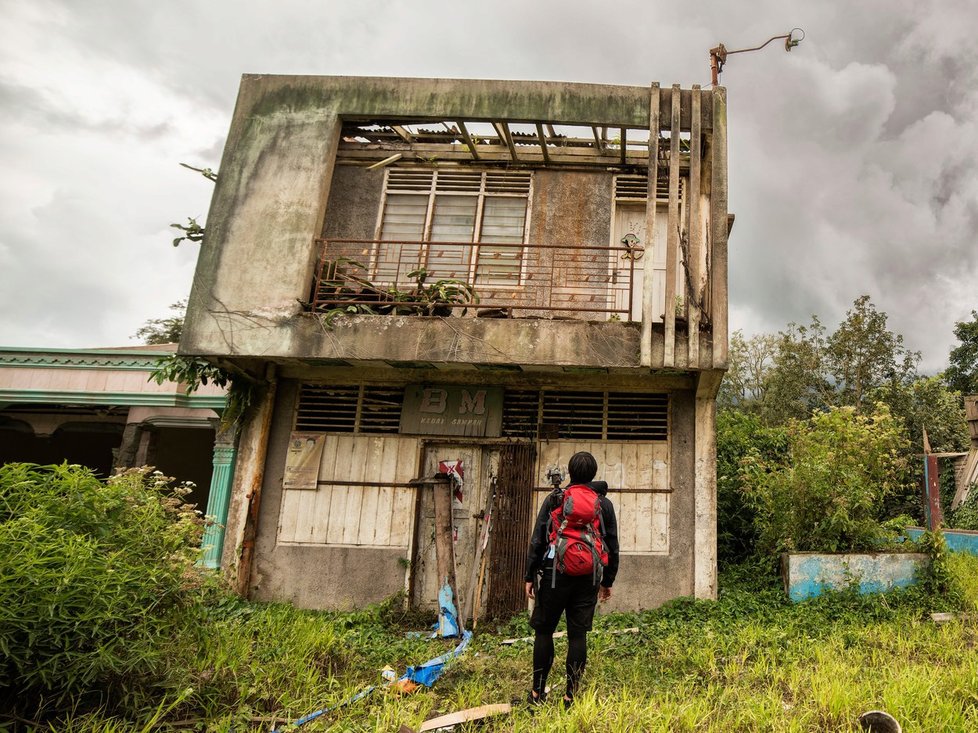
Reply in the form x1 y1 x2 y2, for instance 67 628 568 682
547 484 608 586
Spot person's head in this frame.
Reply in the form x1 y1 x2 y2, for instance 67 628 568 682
567 451 597 484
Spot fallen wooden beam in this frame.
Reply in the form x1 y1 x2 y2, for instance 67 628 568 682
417 703 512 732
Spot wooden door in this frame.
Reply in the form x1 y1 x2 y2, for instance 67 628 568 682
411 444 486 609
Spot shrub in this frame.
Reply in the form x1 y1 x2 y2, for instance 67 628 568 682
0 463 205 713
947 487 978 531
743 405 912 555
716 411 788 564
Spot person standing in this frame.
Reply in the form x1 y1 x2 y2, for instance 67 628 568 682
524 451 619 707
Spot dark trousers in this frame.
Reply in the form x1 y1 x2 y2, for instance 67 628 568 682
529 571 599 698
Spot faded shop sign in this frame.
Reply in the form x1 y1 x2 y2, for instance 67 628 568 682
400 386 503 437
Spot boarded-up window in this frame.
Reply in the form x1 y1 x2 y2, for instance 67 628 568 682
277 434 419 548
376 169 530 284
535 441 670 555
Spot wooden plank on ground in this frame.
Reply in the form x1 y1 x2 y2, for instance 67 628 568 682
417 703 512 732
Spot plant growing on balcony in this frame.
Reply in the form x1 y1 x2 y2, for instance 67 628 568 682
313 260 478 327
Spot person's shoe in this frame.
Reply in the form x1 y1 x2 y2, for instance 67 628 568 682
528 690 547 706
562 696 573 710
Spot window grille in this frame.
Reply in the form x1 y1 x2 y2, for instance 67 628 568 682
295 384 403 434
614 174 676 202
502 389 668 441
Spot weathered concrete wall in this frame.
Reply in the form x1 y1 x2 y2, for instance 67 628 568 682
321 166 384 240
249 381 409 607
181 76 653 359
781 552 929 603
248 378 699 611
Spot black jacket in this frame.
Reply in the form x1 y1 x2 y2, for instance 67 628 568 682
524 480 620 588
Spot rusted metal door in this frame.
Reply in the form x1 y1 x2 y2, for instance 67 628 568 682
485 443 536 618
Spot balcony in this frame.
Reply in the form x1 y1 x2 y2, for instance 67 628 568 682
310 238 641 319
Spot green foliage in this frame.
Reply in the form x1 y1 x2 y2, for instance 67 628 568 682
743 405 913 554
315 261 479 329
170 216 205 247
947 489 978 530
716 411 788 564
871 375 970 453
132 299 185 345
149 354 256 432
945 310 978 396
0 464 205 711
825 295 920 409
717 330 777 412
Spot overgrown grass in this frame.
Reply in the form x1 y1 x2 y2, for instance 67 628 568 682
16 559 977 733
4 464 977 732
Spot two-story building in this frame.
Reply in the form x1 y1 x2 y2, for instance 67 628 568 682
181 75 730 614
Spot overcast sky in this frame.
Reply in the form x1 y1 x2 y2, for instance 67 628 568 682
1 0 976 372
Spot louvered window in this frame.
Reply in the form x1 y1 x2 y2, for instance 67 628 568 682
377 169 530 285
502 389 668 441
614 174 677 202
295 384 403 434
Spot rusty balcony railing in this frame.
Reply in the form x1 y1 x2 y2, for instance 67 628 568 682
310 238 641 318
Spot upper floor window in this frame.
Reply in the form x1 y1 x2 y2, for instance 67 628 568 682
375 169 531 285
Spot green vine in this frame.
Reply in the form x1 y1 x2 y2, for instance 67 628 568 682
149 355 257 433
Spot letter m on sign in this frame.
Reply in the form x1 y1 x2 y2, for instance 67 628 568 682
459 390 486 415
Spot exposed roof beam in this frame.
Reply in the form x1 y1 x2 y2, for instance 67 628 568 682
535 123 551 165
620 127 627 165
493 121 519 162
455 121 480 161
391 125 414 143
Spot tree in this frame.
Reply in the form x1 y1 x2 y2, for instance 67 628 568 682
825 295 919 409
945 310 978 397
758 296 920 425
873 376 970 454
761 317 834 424
133 299 186 345
718 330 778 412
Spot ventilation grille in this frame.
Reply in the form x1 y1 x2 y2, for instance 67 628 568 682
486 172 532 194
614 175 675 202
385 169 531 195
502 390 668 441
607 393 668 440
386 169 434 192
501 390 541 438
295 385 403 433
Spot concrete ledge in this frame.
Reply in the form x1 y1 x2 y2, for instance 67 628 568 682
781 552 929 603
905 527 978 556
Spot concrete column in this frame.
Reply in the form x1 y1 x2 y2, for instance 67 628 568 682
694 372 722 599
114 421 142 469
200 438 238 569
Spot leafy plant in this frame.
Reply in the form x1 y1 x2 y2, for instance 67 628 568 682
0 464 205 713
149 354 256 432
947 488 978 530
314 261 479 329
743 404 913 554
170 216 205 247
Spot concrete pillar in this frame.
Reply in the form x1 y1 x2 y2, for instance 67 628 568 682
200 437 238 569
694 372 721 599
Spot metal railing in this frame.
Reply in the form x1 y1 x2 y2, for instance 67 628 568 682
310 238 639 318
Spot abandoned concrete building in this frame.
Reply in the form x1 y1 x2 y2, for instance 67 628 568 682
180 75 731 614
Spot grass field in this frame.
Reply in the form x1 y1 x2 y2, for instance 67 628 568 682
40 559 978 733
